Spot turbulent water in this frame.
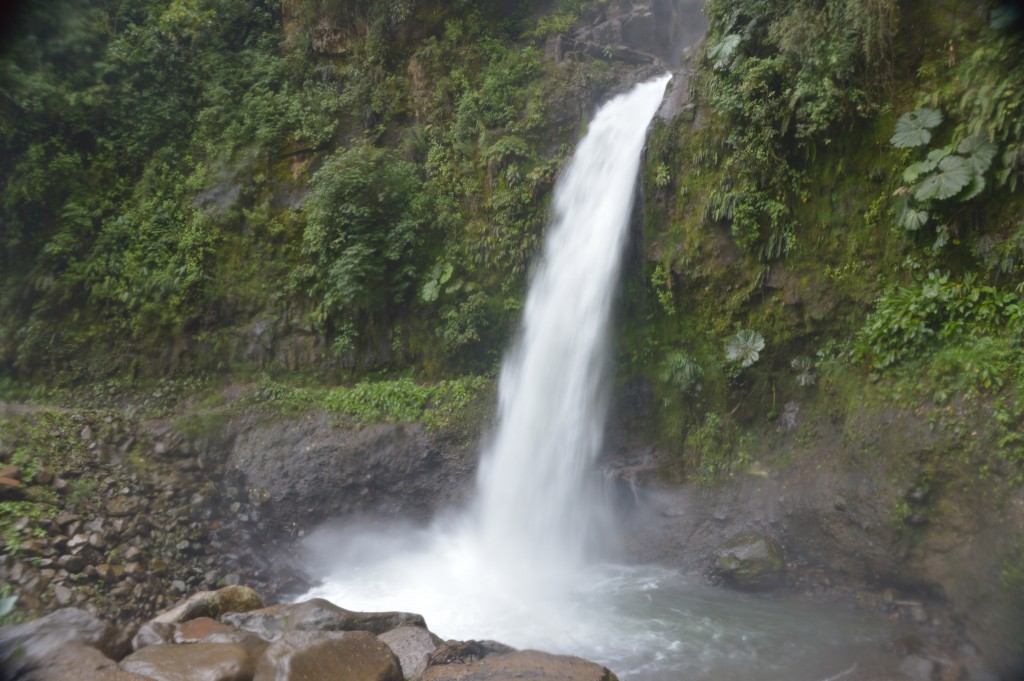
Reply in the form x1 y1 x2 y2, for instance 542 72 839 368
305 76 893 680
474 74 674 581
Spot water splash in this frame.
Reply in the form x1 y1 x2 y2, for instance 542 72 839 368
474 74 672 585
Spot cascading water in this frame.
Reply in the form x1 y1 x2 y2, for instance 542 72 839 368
305 76 896 681
474 74 672 583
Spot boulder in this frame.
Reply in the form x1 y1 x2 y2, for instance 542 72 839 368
21 644 151 681
378 626 444 679
710 531 785 590
200 629 272 662
420 650 618 681
427 640 516 666
223 598 426 641
0 608 128 677
174 616 237 643
150 585 264 625
119 642 254 681
253 630 403 681
132 621 174 650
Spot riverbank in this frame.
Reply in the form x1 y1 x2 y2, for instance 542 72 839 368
2 384 1017 679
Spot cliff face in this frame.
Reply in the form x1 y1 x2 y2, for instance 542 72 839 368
1 0 1022 675
0 0 709 384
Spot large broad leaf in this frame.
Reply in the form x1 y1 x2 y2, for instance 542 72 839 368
708 34 741 70
913 155 974 201
891 108 944 148
957 134 998 175
900 206 930 231
902 148 950 183
725 329 765 368
957 172 986 202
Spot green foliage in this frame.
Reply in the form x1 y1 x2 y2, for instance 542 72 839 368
698 0 898 261
0 501 57 556
660 351 704 396
650 262 675 316
323 378 430 422
791 356 817 387
912 154 973 201
296 144 431 334
956 15 1024 192
725 329 765 368
421 261 454 303
855 271 1024 371
890 107 943 148
684 412 749 486
0 0 613 380
245 374 489 429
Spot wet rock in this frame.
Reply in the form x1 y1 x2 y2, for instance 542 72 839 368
150 585 265 625
132 621 175 650
428 640 516 666
20 644 151 681
201 629 272 661
900 654 936 681
710 531 785 590
253 630 403 681
120 642 254 681
378 626 444 679
51 585 74 606
174 616 236 643
0 475 23 499
223 598 426 640
0 608 128 677
227 415 466 529
421 649 618 681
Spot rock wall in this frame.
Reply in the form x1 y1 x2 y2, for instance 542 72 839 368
552 0 707 69
225 412 477 531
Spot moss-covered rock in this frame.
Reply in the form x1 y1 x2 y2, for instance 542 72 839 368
710 531 785 590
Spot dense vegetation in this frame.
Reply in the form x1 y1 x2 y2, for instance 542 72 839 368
0 0 620 387
1 0 1022 489
636 0 1024 483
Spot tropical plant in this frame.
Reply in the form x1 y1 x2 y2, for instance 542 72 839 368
725 330 765 368
296 144 431 333
791 356 817 386
661 351 704 395
890 107 943 148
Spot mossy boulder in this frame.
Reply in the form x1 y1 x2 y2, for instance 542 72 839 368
711 531 785 590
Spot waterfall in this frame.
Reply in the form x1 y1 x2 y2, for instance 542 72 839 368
304 73 676 644
304 74 894 679
474 74 672 581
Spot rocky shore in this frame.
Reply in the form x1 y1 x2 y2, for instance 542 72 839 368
0 400 477 630
1 399 1021 680
0 404 312 628
0 585 619 681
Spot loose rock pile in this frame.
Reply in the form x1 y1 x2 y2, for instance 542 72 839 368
0 407 310 627
0 586 619 681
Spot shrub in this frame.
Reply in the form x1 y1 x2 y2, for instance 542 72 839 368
297 145 431 333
